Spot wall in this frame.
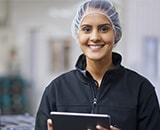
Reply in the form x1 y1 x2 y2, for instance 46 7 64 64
122 0 160 101
3 0 82 114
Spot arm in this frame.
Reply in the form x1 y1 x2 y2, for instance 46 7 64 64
35 85 56 130
137 80 160 130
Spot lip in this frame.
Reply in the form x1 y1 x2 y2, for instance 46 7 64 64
88 44 105 49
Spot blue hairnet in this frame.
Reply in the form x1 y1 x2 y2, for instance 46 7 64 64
71 0 122 44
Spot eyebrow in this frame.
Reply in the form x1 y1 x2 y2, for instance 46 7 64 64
98 23 112 27
80 23 112 27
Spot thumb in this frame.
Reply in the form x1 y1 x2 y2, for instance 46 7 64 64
47 119 53 130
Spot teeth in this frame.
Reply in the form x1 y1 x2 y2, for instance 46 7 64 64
89 45 102 49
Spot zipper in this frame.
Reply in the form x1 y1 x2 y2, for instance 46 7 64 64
91 97 97 113
90 80 99 114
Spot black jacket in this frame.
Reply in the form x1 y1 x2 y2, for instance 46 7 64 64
35 52 160 130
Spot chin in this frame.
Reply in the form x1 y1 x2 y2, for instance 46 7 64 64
87 55 103 61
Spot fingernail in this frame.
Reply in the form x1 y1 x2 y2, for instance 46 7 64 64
48 119 52 124
96 125 101 129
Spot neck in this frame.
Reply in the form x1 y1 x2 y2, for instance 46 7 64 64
86 56 114 87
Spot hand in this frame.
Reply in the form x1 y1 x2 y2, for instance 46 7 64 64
47 119 53 130
47 119 119 130
87 125 119 130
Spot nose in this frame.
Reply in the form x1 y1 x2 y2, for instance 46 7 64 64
90 30 101 42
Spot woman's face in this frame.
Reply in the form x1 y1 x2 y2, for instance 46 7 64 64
77 13 115 62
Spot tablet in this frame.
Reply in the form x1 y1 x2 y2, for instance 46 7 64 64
50 111 111 130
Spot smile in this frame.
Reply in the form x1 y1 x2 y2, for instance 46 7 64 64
89 45 104 49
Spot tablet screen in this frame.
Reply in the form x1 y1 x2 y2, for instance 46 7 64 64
50 111 111 130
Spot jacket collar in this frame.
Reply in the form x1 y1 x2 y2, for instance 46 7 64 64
75 52 122 71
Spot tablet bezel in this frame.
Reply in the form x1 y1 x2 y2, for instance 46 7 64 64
50 111 111 130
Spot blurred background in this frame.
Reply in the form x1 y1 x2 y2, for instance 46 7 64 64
0 0 160 121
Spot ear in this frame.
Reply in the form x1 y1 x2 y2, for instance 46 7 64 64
76 30 80 38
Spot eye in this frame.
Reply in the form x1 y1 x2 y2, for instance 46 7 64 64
99 26 109 33
81 26 92 33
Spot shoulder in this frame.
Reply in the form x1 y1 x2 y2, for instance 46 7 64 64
45 69 82 90
122 67 155 91
119 67 158 107
54 69 80 82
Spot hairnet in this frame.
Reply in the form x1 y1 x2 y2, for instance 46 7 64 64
71 0 122 44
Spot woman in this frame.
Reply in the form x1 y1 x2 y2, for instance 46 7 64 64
35 0 160 130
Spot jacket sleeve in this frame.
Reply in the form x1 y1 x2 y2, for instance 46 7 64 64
137 79 160 130
35 84 56 130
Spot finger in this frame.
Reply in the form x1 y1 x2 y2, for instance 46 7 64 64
96 125 107 130
110 125 119 130
47 119 53 130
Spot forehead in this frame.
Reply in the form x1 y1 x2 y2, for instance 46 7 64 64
81 13 111 25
